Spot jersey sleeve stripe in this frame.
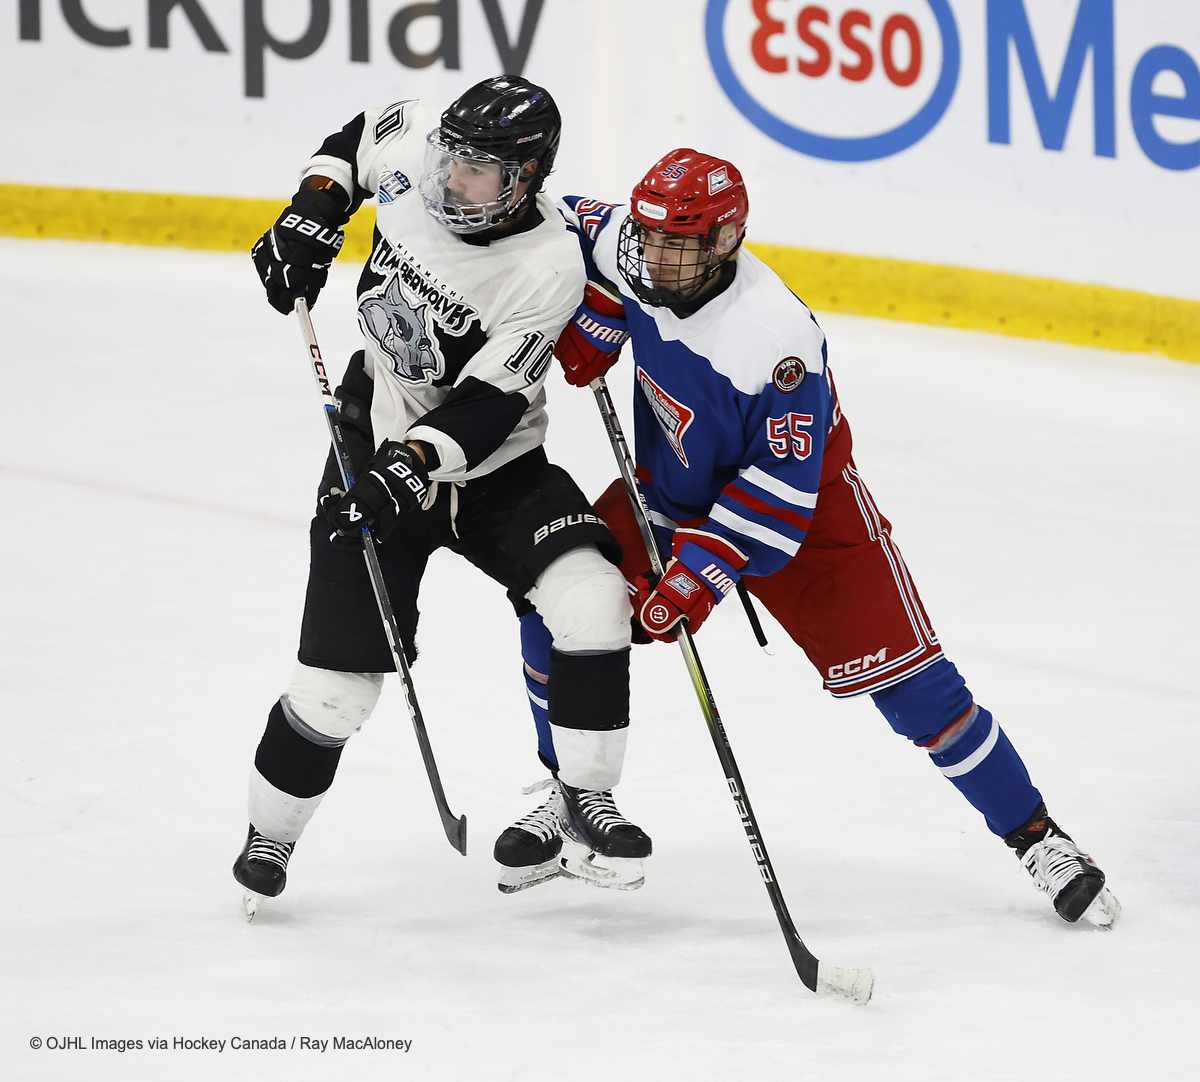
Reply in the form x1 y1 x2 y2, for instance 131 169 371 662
713 492 808 548
721 483 813 532
708 504 801 557
673 527 750 570
738 465 818 509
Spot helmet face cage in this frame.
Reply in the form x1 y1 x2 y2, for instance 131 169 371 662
420 130 526 234
617 214 728 308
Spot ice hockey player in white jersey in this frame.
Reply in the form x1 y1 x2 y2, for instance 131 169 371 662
232 77 651 911
513 148 1119 928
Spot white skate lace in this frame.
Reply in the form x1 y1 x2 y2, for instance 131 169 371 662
572 789 633 835
1020 835 1096 899
511 782 563 843
247 832 294 871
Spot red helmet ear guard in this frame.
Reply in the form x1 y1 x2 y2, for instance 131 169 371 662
618 149 750 308
629 149 749 244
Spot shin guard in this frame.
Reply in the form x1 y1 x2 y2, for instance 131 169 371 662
547 647 630 791
922 706 1043 836
872 659 1042 837
254 699 344 799
519 611 557 771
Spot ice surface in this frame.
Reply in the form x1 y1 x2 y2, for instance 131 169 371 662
1 238 1198 1081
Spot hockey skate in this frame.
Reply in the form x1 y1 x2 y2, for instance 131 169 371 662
556 781 652 891
493 780 566 894
1005 804 1120 929
233 825 295 921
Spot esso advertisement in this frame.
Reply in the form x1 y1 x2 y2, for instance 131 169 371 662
710 0 957 160
709 0 1200 170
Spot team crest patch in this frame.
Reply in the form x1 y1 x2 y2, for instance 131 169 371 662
637 367 694 467
708 167 731 195
772 357 806 393
377 170 412 204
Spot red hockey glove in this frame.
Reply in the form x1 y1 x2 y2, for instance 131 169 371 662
634 531 748 641
554 282 629 387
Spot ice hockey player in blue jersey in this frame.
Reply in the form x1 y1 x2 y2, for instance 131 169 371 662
503 148 1120 928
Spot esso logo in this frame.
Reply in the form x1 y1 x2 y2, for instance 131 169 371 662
705 0 960 161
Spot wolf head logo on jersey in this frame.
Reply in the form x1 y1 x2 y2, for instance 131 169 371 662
358 276 442 383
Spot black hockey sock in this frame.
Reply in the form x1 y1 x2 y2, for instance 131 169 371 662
547 647 630 731
254 699 344 798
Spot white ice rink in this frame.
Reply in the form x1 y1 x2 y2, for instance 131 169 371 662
2 237 1198 1081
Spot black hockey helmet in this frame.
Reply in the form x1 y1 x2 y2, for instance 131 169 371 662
421 76 562 233
440 75 561 190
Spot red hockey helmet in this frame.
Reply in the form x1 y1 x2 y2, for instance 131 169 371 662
617 149 749 308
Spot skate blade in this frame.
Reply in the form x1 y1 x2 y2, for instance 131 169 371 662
1081 886 1121 930
558 839 645 891
242 889 265 921
497 858 564 894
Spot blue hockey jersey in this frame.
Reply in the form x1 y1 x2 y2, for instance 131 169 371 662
559 196 848 579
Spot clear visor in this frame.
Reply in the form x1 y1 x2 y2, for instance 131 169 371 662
419 131 523 234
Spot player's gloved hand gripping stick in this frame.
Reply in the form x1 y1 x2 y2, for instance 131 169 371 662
295 298 467 856
590 375 874 1006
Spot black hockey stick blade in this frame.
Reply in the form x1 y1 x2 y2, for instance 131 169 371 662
442 809 467 856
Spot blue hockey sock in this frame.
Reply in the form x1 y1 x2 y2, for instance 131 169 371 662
871 659 1042 836
519 610 557 771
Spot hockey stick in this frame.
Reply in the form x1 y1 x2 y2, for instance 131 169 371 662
735 581 770 650
590 376 873 1006
294 298 467 856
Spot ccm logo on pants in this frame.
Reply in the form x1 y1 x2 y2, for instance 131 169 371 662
829 649 888 680
533 513 603 545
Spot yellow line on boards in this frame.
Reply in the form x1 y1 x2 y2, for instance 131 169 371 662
0 182 378 261
749 243 1200 364
2 182 1197 364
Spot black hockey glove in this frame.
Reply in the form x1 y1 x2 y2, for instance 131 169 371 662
252 187 349 315
323 440 430 548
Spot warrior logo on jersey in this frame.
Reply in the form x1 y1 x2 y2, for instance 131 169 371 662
637 367 694 467
773 357 806 393
358 276 442 383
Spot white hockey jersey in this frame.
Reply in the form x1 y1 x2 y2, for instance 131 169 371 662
302 100 585 482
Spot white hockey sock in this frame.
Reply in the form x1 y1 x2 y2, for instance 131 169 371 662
248 768 325 843
552 726 629 791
